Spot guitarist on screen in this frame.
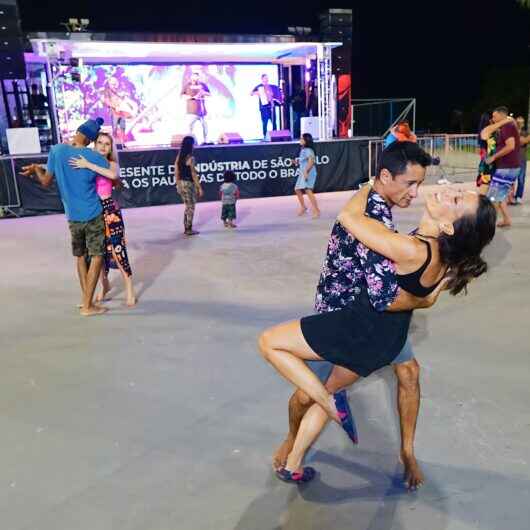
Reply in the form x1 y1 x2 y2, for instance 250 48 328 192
102 76 139 148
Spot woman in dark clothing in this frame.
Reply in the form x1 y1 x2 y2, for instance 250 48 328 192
259 176 496 482
175 135 203 236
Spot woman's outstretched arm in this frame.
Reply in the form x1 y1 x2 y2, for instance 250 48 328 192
69 156 117 180
337 186 417 264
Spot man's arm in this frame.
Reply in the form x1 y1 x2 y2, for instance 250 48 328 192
487 136 515 165
520 134 530 146
20 163 54 188
480 116 513 140
181 84 191 100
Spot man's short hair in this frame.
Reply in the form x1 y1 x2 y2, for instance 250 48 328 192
377 141 431 178
493 105 509 114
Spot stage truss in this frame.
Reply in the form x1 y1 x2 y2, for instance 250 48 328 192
28 38 341 144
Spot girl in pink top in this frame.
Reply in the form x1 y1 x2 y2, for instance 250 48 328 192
70 132 136 306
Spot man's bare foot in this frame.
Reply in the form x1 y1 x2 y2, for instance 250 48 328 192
272 437 295 471
95 289 112 303
297 207 307 216
497 221 511 228
79 306 108 317
311 209 321 219
125 296 137 307
401 452 424 491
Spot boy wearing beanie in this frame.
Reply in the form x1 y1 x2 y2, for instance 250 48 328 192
21 118 110 317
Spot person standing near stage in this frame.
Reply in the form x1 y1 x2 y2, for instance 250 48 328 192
294 133 320 218
175 135 203 236
512 115 529 204
482 106 520 227
181 71 210 144
69 132 136 307
251 74 282 139
20 118 109 317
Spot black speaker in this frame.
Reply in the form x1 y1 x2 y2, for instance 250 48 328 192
0 1 26 79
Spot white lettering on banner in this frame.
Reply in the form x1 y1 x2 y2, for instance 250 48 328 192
237 170 267 181
196 160 251 173
121 165 169 178
280 168 297 178
131 178 150 188
118 151 334 189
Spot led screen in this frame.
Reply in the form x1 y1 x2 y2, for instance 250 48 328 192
55 63 280 145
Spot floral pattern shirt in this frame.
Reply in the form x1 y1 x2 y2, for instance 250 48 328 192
315 190 398 313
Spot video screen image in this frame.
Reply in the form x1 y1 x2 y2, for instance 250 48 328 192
55 63 280 146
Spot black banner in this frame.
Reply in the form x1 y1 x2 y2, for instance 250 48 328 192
7 139 368 217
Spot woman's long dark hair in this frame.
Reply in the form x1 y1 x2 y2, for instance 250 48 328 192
177 135 195 165
301 133 314 151
477 112 491 134
438 195 497 295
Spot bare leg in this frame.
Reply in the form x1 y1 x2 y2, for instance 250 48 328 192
80 256 106 316
95 269 111 303
273 365 359 469
258 321 341 421
281 366 360 472
110 248 136 306
496 200 511 227
305 190 320 218
76 256 88 301
295 190 307 215
394 359 423 490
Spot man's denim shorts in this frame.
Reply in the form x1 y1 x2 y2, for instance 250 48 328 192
487 168 520 203
308 339 415 382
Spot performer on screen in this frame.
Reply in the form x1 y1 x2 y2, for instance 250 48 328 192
102 76 139 148
251 74 282 139
181 71 211 144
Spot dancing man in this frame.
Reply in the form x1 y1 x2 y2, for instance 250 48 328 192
251 74 282 139
273 142 431 489
483 106 521 227
20 118 109 317
181 71 210 143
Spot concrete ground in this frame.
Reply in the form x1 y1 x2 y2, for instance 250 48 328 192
1 183 529 530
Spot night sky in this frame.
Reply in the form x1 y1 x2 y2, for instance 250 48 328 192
17 0 530 131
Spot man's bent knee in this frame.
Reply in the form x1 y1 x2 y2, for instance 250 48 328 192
292 388 313 408
395 358 420 389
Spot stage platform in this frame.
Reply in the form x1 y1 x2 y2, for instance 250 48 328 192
1 185 529 530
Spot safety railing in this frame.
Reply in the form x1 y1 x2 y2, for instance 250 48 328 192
368 134 479 183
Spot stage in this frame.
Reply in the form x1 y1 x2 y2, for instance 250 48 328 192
1 186 529 530
4 137 371 217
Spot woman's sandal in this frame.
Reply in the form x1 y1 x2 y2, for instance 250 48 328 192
275 466 317 484
333 390 359 445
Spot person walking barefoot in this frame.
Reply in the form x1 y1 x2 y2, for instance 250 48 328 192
294 133 320 218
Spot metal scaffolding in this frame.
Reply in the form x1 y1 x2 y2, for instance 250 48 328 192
316 44 334 140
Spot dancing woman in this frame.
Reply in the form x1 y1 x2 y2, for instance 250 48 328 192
69 132 136 307
259 183 496 482
294 133 320 218
175 135 204 236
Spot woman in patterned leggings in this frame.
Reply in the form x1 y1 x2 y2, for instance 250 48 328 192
70 132 136 307
175 136 203 236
